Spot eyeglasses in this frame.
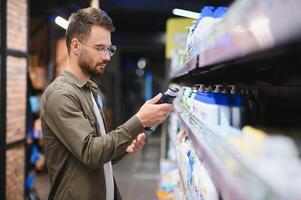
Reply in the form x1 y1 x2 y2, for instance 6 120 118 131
79 40 117 57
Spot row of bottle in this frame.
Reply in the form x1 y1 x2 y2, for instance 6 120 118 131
186 6 228 53
167 111 218 200
181 85 265 129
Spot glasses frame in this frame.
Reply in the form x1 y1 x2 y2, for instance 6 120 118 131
79 40 117 57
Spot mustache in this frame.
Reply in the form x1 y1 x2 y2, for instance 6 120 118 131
96 62 107 66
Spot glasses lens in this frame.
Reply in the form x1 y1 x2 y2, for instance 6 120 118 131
108 45 116 56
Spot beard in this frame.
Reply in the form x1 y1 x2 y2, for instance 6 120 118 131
78 50 106 77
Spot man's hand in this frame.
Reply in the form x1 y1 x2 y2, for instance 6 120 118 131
126 133 146 154
136 93 174 127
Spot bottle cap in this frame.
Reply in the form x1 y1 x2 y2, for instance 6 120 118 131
165 87 179 97
214 7 228 18
201 6 214 17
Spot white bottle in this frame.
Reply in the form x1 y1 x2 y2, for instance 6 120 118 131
217 85 231 127
197 7 228 67
193 6 215 45
194 6 215 67
230 86 244 129
193 85 219 126
189 87 198 115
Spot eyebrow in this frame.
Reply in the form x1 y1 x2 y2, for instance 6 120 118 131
94 43 111 47
93 44 104 48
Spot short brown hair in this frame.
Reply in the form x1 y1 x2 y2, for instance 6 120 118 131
66 7 115 54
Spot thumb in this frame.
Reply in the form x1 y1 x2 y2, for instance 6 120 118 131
147 93 162 104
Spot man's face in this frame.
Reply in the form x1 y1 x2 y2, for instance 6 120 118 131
78 26 112 77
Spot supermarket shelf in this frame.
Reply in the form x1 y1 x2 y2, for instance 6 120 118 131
167 133 189 193
178 111 247 200
169 64 189 79
176 108 281 200
167 113 220 200
166 115 189 193
171 0 301 79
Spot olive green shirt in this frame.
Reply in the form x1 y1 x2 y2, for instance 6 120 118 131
40 70 144 200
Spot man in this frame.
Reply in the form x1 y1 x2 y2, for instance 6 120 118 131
40 7 173 200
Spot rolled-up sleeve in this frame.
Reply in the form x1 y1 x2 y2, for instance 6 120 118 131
43 90 144 169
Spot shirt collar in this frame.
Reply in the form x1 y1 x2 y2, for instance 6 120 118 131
61 70 98 93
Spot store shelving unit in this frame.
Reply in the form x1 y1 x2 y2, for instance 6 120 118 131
167 111 219 200
171 0 301 79
167 122 189 194
166 0 301 199
176 107 282 200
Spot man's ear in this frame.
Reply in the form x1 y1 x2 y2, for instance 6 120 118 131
71 38 80 56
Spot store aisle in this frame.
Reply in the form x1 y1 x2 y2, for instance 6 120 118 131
113 135 161 200
36 135 161 200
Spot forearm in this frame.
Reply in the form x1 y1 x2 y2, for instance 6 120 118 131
46 115 143 169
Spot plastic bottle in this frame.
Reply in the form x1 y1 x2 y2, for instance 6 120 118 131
145 87 179 134
216 85 231 127
193 85 219 125
189 87 199 114
182 87 192 111
193 6 215 44
213 7 228 23
190 85 201 120
194 6 215 67
230 86 245 129
187 150 195 187
254 89 266 124
240 88 249 125
246 89 257 124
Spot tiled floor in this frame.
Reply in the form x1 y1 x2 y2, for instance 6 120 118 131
36 136 161 200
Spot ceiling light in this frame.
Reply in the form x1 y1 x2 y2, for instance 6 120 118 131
172 9 200 19
137 58 147 69
55 16 69 30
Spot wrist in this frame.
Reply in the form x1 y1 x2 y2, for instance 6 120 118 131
135 113 146 127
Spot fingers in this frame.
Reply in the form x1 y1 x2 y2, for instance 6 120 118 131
126 133 148 154
125 144 134 154
158 103 174 112
146 93 162 104
156 104 174 120
133 139 144 149
133 133 146 149
137 133 146 142
126 142 140 153
136 95 174 127
132 141 139 151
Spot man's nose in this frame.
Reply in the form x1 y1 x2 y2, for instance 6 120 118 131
103 51 111 61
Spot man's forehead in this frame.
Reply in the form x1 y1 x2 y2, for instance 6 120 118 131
91 26 110 34
90 26 110 37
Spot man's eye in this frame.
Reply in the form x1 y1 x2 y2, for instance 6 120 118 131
99 46 106 51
